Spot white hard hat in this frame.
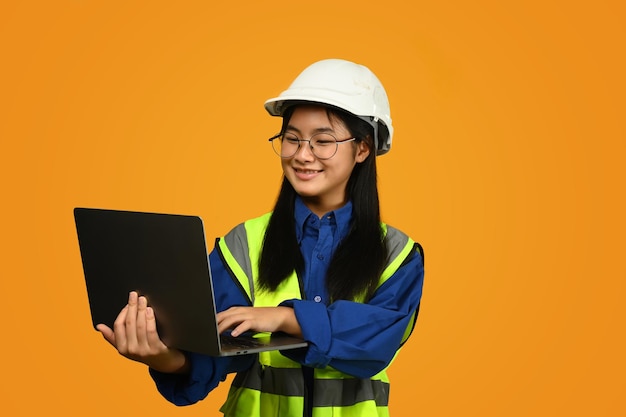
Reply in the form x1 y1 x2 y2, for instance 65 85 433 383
264 59 393 155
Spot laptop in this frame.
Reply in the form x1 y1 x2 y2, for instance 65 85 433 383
74 207 308 356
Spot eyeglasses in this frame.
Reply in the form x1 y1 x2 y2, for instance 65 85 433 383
268 132 356 160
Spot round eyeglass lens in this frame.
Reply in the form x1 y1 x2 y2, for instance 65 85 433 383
278 133 301 158
310 133 339 159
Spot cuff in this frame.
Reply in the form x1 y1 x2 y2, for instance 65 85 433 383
280 299 332 368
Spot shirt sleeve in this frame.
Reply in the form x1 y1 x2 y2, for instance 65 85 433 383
148 248 255 406
281 247 424 378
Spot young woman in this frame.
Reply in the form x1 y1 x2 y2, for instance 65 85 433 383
97 59 424 417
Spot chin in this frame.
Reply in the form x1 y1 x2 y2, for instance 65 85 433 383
293 188 320 198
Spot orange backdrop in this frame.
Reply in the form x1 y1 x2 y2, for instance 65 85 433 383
1 1 624 416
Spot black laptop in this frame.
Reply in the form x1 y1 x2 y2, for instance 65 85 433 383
74 207 308 356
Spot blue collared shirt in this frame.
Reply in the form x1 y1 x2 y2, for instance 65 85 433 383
293 197 354 306
150 197 424 406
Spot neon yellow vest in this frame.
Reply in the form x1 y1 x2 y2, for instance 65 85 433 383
217 212 418 417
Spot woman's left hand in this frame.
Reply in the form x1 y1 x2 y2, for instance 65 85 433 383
216 306 303 338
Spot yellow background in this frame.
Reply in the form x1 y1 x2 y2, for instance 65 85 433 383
1 1 624 415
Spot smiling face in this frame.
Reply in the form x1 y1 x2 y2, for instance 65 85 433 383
280 105 370 217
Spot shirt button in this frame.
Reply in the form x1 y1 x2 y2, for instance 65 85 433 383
316 254 324 260
314 295 322 303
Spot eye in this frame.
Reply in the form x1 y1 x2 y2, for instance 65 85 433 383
312 134 336 146
283 134 300 144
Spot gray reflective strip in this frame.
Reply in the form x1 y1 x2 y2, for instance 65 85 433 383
232 363 389 407
384 225 410 265
232 364 305 397
314 378 389 407
224 222 255 303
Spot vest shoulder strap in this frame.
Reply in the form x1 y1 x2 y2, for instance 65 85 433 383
217 212 272 304
380 224 415 285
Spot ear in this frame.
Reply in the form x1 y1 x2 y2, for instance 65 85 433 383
355 140 371 163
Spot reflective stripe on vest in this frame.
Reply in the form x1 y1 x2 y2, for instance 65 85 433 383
217 213 417 417
221 369 392 417
228 361 390 406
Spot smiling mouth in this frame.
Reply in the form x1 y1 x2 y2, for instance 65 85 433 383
294 168 322 174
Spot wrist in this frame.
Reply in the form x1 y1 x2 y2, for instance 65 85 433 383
150 350 189 374
279 306 303 338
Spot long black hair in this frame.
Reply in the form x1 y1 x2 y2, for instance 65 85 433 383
257 104 387 302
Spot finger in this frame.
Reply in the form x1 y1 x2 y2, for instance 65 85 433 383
96 323 116 346
220 311 259 335
217 311 249 334
145 306 165 350
216 306 240 323
112 305 129 351
217 318 235 335
216 307 238 333
124 291 139 349
135 295 149 349
231 321 253 337
216 306 253 325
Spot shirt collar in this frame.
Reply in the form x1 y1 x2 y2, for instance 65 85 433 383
294 196 353 243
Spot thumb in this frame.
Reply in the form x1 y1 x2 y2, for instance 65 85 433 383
96 323 116 346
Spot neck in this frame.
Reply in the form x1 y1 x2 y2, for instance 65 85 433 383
301 196 347 218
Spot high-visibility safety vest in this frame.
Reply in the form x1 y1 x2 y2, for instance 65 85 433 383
216 212 421 417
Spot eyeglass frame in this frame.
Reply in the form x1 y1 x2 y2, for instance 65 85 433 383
268 132 357 160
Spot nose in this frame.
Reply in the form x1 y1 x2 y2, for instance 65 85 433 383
294 140 315 161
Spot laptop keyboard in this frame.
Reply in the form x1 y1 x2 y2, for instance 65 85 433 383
221 334 266 349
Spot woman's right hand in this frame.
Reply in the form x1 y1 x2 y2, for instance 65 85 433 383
96 291 189 374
